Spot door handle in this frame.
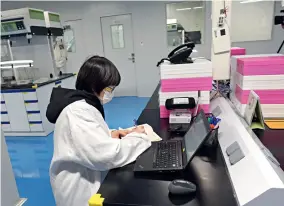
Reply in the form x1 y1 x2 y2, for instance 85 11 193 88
128 53 135 63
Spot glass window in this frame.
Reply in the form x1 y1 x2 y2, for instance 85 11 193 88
166 1 205 47
63 25 76 52
1 40 12 61
111 24 125 49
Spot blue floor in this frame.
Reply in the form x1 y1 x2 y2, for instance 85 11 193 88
5 97 149 206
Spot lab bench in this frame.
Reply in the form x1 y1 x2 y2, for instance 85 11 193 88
96 84 284 206
1 73 76 136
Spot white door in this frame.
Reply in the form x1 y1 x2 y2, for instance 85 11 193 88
63 19 86 73
101 14 137 96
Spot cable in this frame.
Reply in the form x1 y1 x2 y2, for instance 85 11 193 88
156 58 170 67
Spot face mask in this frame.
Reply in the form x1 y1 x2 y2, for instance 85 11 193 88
102 90 114 104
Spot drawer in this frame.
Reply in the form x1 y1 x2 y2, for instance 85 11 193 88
1 103 7 112
27 112 42 121
29 122 44 131
1 113 9 121
1 122 11 131
25 101 39 111
22 92 37 101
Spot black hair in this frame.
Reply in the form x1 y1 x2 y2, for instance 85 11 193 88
75 55 121 94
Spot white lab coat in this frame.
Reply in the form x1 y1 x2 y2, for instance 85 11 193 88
50 100 151 206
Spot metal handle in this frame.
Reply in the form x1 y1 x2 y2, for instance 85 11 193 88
128 53 135 63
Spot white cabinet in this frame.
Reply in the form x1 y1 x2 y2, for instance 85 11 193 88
1 113 10 122
29 123 44 131
25 101 40 111
2 75 75 136
61 76 76 89
27 113 42 121
1 123 11 131
1 102 7 112
3 93 30 132
22 91 37 100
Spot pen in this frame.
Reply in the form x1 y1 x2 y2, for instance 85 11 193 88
133 119 137 127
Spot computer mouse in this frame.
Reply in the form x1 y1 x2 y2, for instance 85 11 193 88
168 179 197 195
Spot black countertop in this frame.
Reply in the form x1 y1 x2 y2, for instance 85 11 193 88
1 73 75 90
97 85 238 206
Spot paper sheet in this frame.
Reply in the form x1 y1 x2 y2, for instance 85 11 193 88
119 124 162 142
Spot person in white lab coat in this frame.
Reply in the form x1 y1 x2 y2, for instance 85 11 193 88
46 56 151 206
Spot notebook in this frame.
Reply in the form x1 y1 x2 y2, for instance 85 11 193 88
265 119 284 129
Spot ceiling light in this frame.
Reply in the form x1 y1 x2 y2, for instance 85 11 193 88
193 7 203 9
176 7 192 11
240 0 264 4
167 19 177 24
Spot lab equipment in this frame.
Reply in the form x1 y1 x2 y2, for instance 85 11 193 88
211 97 284 206
1 8 47 38
133 110 211 173
165 97 196 110
1 8 65 79
168 179 197 195
44 11 67 76
169 110 192 124
1 74 76 136
211 0 232 80
0 60 34 83
166 97 195 125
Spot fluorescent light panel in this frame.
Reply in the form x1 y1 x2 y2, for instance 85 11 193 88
167 19 177 24
176 7 192 11
240 0 265 4
193 7 203 9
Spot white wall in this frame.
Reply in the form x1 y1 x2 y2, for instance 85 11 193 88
232 1 283 54
2 1 283 96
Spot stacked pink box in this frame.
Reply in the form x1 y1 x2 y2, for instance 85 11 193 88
230 47 246 100
231 47 246 56
230 54 284 118
159 59 212 118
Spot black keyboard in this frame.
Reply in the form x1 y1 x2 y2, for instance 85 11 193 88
153 141 181 169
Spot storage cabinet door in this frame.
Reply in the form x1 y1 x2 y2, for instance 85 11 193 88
4 93 30 131
61 76 76 89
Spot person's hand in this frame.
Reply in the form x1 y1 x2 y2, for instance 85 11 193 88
131 125 146 134
111 130 130 139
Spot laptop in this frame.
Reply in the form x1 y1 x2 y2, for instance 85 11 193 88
134 110 211 173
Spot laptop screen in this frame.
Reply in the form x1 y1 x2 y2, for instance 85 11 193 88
184 111 210 162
